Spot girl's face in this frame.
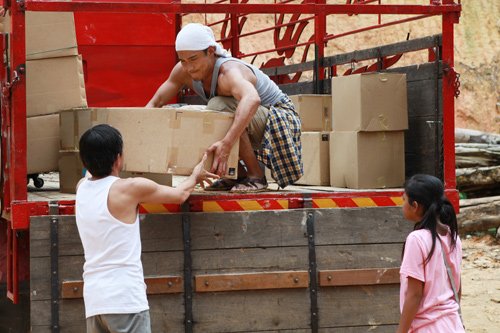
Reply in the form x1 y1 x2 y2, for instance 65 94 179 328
402 192 423 222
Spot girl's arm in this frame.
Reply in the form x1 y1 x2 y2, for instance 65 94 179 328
396 277 424 333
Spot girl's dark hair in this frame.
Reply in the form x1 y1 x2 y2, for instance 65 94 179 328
403 174 459 264
79 124 123 178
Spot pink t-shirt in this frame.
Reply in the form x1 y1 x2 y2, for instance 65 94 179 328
400 229 463 331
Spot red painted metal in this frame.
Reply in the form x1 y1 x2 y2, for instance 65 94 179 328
25 2 462 15
441 7 460 192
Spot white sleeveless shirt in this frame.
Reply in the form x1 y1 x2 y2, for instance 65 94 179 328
75 176 148 318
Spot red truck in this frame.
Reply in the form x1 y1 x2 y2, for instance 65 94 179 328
1 1 461 332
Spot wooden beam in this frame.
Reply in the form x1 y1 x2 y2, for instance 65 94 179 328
319 268 400 287
195 271 309 292
61 275 183 299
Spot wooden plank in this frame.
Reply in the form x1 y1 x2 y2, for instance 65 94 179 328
323 35 441 67
318 285 400 328
263 35 441 76
319 325 397 333
31 251 184 301
316 244 403 271
192 246 309 274
193 289 310 332
314 207 411 245
319 268 400 287
190 210 309 250
195 271 309 292
31 294 185 332
30 214 184 257
61 275 183 299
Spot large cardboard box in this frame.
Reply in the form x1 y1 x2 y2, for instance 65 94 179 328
27 114 60 174
290 94 332 131
59 107 239 178
2 11 78 59
58 151 173 194
296 132 330 186
26 11 78 60
331 73 408 132
27 55 87 117
330 131 405 189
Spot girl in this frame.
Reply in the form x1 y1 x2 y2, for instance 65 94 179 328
397 174 464 332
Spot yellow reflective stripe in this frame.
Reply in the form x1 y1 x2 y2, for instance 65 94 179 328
277 200 289 209
238 201 264 211
352 197 377 207
314 199 338 208
141 203 169 213
391 196 403 206
203 201 224 212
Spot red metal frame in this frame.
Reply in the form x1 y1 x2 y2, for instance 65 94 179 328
1 0 461 303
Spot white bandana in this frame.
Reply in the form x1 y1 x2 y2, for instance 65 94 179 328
175 23 230 57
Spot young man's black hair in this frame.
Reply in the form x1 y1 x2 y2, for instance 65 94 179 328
79 124 123 178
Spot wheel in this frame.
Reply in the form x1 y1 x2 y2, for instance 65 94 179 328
33 177 44 189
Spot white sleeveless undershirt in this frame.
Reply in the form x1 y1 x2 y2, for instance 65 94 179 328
75 176 148 318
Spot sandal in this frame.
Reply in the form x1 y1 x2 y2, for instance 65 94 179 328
230 177 268 193
204 178 239 191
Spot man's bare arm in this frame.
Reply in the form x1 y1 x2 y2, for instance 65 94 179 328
146 63 188 107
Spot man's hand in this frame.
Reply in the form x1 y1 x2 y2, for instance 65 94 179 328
206 140 232 176
192 153 219 188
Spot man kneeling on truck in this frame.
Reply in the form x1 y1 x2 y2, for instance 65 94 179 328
75 124 217 333
147 23 303 193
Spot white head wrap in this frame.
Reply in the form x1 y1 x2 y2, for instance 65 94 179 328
175 23 230 57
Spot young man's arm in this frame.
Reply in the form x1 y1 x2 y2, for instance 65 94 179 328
396 277 424 333
207 65 261 176
146 63 187 108
108 155 218 223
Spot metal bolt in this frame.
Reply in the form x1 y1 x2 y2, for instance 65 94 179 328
167 281 173 287
327 275 332 281
204 280 209 286
294 277 299 283
73 287 78 292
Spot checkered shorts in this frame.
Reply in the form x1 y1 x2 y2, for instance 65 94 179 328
257 96 303 188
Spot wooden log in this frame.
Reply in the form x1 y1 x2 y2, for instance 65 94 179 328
456 166 500 188
459 215 500 234
459 195 500 208
455 143 500 168
455 128 500 144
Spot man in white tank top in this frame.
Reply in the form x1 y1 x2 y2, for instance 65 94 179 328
76 124 217 333
147 23 303 192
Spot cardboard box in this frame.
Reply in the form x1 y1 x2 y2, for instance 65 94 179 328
330 131 405 189
27 55 87 117
59 107 239 178
58 151 173 194
27 114 60 174
290 94 332 131
2 11 78 59
296 132 330 186
26 11 78 60
331 73 408 132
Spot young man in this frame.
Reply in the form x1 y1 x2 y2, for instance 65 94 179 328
147 23 303 192
75 124 217 333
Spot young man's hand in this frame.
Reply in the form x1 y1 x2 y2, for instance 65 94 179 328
192 153 219 188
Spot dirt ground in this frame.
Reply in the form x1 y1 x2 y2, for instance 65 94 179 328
461 235 500 332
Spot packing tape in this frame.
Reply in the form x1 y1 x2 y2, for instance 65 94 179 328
378 114 389 130
171 111 182 129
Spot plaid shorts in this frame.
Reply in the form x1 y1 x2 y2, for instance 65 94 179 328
257 95 303 188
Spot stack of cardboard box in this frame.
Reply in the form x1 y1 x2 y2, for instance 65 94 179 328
330 73 408 189
290 94 333 186
58 107 240 192
22 11 87 175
